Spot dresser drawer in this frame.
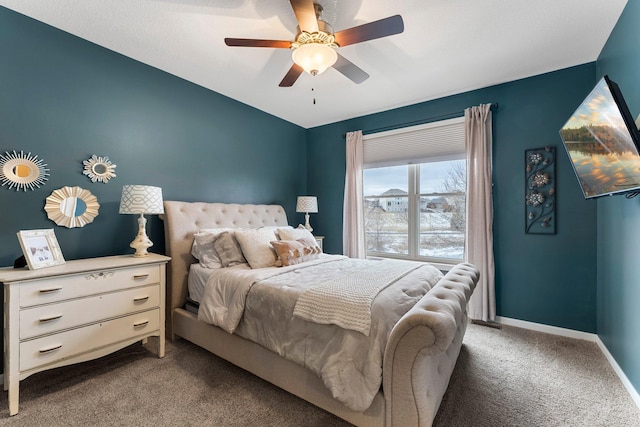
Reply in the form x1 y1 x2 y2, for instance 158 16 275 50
20 284 160 340
19 265 159 308
20 308 160 372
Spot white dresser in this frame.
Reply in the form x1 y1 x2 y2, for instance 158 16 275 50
0 254 170 415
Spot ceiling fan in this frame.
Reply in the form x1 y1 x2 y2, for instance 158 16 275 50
224 0 404 87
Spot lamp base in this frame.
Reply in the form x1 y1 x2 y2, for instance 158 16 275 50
130 214 153 257
304 212 313 232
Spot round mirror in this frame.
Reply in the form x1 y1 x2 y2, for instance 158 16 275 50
83 155 117 183
92 163 107 175
45 186 100 228
60 196 87 217
13 164 32 178
0 150 49 191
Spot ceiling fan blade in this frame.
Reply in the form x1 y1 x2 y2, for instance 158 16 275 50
333 15 404 47
333 53 369 84
289 0 319 33
225 38 291 49
279 64 304 87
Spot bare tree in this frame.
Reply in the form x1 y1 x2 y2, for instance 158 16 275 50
441 160 466 193
364 203 390 252
364 201 409 254
441 161 466 231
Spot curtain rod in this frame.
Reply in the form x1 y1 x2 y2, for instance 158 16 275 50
342 102 499 138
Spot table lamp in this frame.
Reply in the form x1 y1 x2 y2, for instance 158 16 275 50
119 185 164 257
296 196 318 232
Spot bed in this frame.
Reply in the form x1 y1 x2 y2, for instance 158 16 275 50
162 201 479 427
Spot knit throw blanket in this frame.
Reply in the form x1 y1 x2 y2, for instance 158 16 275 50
293 260 423 336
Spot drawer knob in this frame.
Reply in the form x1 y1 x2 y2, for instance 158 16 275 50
86 271 114 280
133 320 149 328
38 287 63 294
133 296 150 303
133 274 150 280
39 344 63 354
39 314 63 323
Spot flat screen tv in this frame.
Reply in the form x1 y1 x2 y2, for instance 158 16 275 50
559 75 640 199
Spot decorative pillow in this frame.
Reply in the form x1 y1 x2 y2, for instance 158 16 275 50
191 228 233 268
277 226 319 249
261 225 293 240
297 236 321 253
271 238 322 267
234 228 278 269
213 231 246 267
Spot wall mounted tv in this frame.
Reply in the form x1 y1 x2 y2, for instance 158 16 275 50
559 75 640 199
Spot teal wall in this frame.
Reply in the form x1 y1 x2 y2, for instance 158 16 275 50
596 0 640 397
0 7 307 268
307 64 599 333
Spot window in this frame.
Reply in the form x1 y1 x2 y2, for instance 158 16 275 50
362 118 466 264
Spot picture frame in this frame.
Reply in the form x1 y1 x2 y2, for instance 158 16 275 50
16 229 65 270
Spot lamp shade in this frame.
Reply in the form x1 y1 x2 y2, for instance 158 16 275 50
119 185 164 215
296 196 318 213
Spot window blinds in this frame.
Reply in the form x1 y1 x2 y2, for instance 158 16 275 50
362 116 465 168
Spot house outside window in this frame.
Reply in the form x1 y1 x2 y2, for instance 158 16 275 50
362 117 466 265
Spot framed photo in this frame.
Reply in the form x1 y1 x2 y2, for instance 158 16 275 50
17 229 65 270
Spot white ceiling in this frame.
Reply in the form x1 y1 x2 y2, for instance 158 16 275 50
0 0 628 128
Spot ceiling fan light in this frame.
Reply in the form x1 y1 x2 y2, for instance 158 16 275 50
292 43 338 76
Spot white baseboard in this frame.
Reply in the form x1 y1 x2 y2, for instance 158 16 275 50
596 336 640 409
495 316 597 341
496 316 640 411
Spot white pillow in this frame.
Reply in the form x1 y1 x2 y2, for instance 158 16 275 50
234 228 278 269
191 227 233 268
277 226 317 245
261 225 293 240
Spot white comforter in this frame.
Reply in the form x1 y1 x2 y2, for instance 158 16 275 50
197 255 443 411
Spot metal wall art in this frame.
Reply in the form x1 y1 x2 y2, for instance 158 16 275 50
82 155 117 183
525 146 556 234
0 150 50 191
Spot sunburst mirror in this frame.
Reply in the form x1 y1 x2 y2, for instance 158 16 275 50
82 154 117 183
45 186 100 228
0 150 50 191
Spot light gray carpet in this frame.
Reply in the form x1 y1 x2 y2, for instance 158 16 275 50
0 324 638 426
433 324 640 426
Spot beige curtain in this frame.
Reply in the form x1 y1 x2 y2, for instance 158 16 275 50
343 130 366 258
465 104 496 322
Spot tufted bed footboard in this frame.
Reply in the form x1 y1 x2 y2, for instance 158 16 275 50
383 263 479 426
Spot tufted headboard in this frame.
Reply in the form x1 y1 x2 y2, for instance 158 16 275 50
162 201 289 336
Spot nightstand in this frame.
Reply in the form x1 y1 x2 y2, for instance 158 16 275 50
0 253 170 415
314 236 324 252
